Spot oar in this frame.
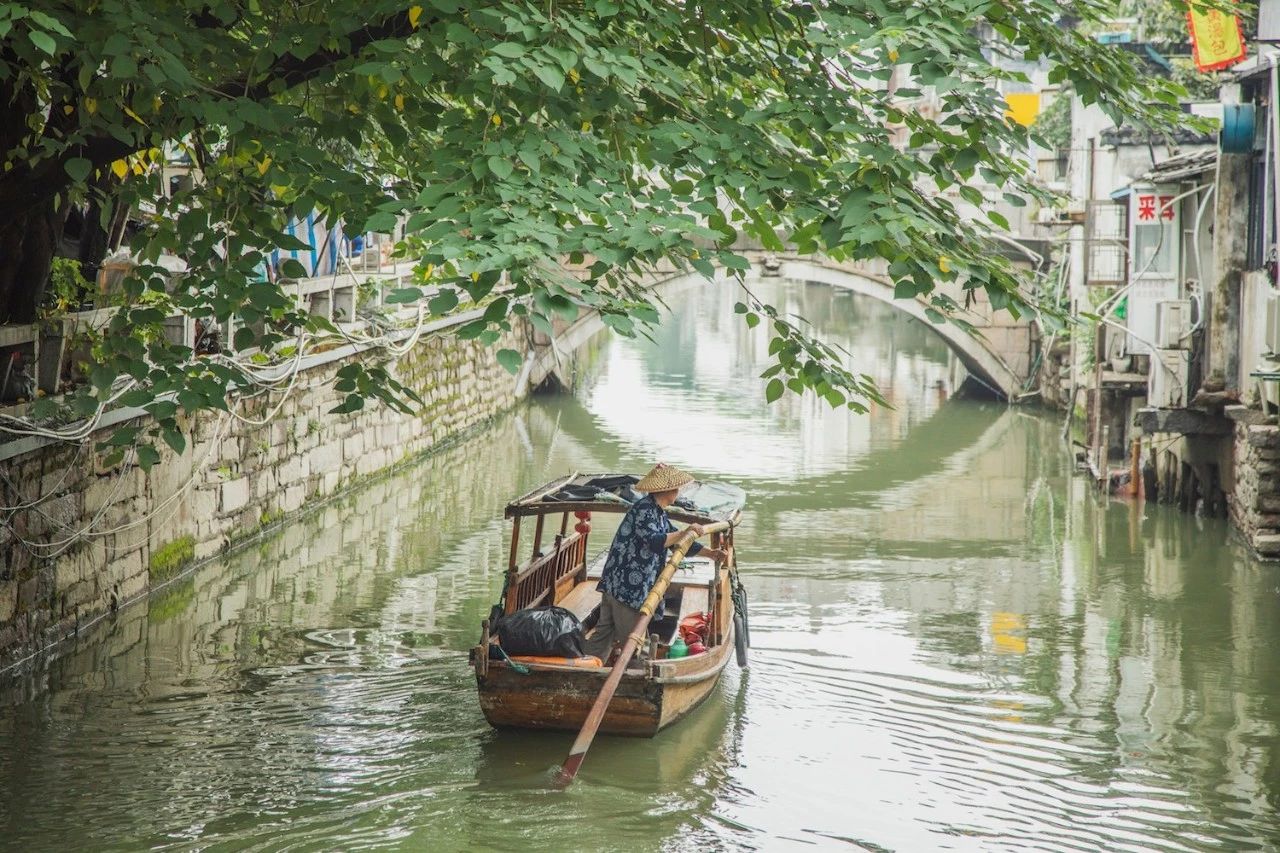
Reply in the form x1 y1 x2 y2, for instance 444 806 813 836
554 519 730 787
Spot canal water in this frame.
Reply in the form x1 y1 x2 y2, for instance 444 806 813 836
3 277 1280 851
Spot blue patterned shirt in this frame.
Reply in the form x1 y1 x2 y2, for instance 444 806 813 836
597 494 703 612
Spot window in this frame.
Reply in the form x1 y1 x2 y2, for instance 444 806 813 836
1132 221 1175 276
1085 200 1127 286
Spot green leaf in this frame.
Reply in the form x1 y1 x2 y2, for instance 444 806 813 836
496 348 523 374
90 365 116 391
428 288 459 314
745 312 760 328
29 398 59 419
105 426 141 446
529 311 553 336
483 296 509 323
387 287 423 304
765 378 784 403
365 211 398 232
111 53 137 78
488 156 513 180
119 389 153 407
65 158 92 183
136 444 160 469
279 258 308 279
28 11 73 38
29 30 56 55
330 394 365 415
492 42 526 58
531 63 565 91
233 326 256 351
953 147 980 174
162 427 186 456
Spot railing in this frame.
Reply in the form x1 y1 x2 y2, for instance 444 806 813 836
0 243 418 416
506 531 587 612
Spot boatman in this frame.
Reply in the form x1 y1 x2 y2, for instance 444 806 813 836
584 463 726 663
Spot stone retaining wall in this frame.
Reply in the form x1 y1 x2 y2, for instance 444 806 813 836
1227 410 1280 558
0 323 530 669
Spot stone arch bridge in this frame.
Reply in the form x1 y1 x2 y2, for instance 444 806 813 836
532 252 1036 400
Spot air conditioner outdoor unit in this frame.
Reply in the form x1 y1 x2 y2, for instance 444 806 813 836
1149 348 1190 409
1266 290 1280 355
1155 300 1192 349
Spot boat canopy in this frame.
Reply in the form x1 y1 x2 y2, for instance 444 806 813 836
506 472 745 524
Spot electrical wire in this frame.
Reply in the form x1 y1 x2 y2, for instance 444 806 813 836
0 261 453 556
1087 182 1214 383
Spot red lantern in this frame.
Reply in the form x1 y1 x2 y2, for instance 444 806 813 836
574 521 591 535
574 510 591 520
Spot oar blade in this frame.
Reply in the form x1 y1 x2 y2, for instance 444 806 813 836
554 751 586 788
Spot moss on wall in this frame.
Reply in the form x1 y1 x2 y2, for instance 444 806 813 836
149 536 195 582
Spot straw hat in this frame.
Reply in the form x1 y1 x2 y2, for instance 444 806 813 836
633 463 694 493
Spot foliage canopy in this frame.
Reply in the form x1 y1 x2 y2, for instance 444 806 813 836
0 0 1186 459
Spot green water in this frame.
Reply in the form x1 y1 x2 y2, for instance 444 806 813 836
3 277 1279 851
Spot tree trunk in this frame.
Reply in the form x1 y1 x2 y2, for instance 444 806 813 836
0 197 69 325
76 197 112 282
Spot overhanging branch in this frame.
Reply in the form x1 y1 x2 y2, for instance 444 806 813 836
0 10 425 210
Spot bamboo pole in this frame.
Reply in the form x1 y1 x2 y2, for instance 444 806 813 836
554 519 730 787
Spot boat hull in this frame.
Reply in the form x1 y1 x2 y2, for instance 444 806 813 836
475 623 734 737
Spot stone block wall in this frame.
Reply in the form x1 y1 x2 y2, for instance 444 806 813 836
1228 414 1280 558
0 323 530 668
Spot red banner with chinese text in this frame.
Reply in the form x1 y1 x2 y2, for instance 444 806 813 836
1187 4 1247 72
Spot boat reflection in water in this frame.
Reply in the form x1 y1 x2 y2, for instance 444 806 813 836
473 666 745 791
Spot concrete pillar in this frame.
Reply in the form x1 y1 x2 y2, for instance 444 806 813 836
1207 152 1251 390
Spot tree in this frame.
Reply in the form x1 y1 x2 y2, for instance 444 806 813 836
0 0 1186 460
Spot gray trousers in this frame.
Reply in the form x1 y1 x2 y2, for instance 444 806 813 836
584 593 644 660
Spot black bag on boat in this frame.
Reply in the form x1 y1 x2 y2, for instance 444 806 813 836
495 606 585 657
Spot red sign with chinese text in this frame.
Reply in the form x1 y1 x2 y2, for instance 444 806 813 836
1136 194 1176 222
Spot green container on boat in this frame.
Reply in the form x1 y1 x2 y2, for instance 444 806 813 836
668 636 688 659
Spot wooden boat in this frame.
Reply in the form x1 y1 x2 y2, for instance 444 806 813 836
469 472 747 737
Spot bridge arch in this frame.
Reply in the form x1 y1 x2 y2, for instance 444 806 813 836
755 257 1025 399
533 253 1030 400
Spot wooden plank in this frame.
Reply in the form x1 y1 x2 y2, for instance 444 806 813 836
505 471 579 515
531 513 546 557
676 585 710 624
554 571 579 604
478 675 660 736
0 323 38 348
507 499 725 525
669 555 716 585
556 580 602 621
504 517 521 614
507 517 522 572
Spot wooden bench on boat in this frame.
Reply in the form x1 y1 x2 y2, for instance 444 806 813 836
469 472 746 737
